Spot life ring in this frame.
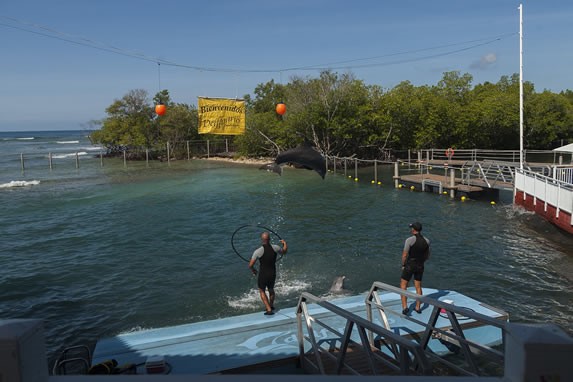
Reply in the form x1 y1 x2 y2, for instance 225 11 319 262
445 147 455 158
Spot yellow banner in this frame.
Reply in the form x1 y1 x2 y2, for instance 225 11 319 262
198 97 246 135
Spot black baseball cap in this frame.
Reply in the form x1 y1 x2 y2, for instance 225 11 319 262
409 222 422 231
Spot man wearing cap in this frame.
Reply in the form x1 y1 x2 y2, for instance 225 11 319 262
400 222 431 315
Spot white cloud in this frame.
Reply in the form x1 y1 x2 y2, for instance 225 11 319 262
471 53 497 70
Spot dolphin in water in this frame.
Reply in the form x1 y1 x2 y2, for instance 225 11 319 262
329 275 346 293
260 142 326 179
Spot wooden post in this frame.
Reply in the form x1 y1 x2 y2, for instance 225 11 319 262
123 150 127 168
394 161 399 188
187 141 190 160
167 142 171 166
374 160 378 183
146 148 149 167
100 150 104 167
20 153 24 172
450 168 455 198
225 138 229 153
354 158 358 180
207 140 210 158
408 149 412 170
407 149 411 168
75 152 79 169
344 158 347 177
49 153 53 170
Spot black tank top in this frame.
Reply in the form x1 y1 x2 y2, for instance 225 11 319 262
408 234 429 262
259 244 277 274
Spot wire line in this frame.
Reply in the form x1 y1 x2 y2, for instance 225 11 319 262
1 15 516 74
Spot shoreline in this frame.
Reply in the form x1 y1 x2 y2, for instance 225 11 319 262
198 155 272 166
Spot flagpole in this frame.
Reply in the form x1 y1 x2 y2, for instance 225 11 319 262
519 3 524 169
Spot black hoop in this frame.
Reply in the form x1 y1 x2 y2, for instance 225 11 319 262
231 224 284 262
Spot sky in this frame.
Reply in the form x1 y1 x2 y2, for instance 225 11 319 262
0 0 572 132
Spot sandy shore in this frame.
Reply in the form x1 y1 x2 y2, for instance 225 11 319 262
198 155 272 166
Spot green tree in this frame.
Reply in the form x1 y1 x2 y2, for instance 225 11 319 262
526 90 573 148
90 89 154 156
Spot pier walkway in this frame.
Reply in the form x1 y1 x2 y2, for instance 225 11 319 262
327 148 573 199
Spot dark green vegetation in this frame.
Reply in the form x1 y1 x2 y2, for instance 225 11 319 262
89 70 573 159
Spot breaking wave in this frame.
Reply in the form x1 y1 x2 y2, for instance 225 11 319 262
51 152 89 159
0 180 40 188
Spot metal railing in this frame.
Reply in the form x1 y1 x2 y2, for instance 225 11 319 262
296 291 432 376
365 282 508 377
7 139 235 173
515 168 573 215
296 281 509 377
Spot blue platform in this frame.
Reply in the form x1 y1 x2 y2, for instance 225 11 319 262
92 288 507 374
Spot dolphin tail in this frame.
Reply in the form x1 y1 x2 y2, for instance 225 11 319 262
259 162 283 176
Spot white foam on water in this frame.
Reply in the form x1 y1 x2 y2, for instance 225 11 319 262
57 140 80 144
226 277 312 310
81 146 104 151
51 151 89 159
0 180 40 188
119 326 151 335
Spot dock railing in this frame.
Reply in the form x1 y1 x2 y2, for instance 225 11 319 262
296 281 509 377
365 282 508 377
296 291 432 376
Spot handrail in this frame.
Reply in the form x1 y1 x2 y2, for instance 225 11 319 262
517 167 573 191
365 282 508 377
296 291 432 376
296 282 509 377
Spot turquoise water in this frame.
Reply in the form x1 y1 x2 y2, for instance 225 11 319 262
1 131 572 366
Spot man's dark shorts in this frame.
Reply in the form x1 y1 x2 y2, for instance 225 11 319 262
401 261 425 282
258 272 276 291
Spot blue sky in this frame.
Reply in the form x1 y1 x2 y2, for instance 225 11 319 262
1 0 571 131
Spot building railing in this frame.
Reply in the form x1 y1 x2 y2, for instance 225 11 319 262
515 168 573 215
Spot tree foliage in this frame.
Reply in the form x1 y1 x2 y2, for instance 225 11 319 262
90 70 573 160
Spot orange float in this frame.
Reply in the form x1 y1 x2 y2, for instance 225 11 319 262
155 104 166 116
275 103 286 115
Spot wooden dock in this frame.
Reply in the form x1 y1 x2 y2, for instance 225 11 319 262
393 160 515 198
398 173 484 193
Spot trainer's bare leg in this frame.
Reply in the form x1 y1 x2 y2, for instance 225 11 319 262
269 290 275 310
414 280 423 311
400 278 409 311
259 289 272 313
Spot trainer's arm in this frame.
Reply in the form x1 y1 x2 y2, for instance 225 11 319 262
401 250 408 267
248 257 257 275
249 250 260 275
280 239 288 255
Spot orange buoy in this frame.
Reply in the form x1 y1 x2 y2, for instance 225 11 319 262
155 104 166 116
275 102 286 115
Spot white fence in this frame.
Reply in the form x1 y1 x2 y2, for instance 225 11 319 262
515 168 573 215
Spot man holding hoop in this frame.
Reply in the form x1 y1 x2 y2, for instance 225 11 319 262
249 232 288 315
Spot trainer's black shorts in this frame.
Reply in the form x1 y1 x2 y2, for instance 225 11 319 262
401 261 425 282
258 272 276 291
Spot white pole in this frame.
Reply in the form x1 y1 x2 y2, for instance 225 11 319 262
519 3 524 169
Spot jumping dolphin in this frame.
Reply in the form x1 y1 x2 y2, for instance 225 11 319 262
260 142 326 179
329 275 346 293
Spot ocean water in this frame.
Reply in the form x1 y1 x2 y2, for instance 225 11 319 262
1 130 572 367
